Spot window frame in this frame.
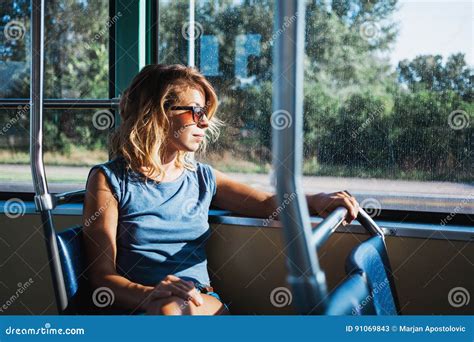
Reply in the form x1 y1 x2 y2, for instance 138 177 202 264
0 0 471 223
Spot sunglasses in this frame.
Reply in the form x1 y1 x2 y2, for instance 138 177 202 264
169 106 208 124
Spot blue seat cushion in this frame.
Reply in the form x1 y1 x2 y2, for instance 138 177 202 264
346 236 398 315
57 226 94 314
326 274 376 315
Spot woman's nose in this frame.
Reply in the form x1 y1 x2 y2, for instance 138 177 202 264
197 114 209 128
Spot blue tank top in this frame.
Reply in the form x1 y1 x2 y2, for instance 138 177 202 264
87 157 217 286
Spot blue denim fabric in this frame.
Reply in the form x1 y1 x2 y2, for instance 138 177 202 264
194 283 230 311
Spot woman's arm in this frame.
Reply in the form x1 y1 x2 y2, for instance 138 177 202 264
212 169 359 223
82 169 155 311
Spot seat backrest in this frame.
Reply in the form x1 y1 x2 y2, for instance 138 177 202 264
325 274 376 315
346 236 399 315
57 226 140 315
56 225 92 314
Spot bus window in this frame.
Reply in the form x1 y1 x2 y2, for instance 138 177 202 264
302 0 472 215
0 0 111 193
158 0 472 217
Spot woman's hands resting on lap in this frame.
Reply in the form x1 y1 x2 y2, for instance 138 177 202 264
144 275 204 312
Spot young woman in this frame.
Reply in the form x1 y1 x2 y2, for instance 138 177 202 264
82 64 359 316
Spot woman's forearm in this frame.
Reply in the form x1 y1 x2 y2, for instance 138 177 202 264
261 193 318 220
90 274 154 312
228 192 316 220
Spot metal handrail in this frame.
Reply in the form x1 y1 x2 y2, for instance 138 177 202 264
357 208 386 237
53 189 86 206
272 0 326 315
271 0 388 315
0 98 119 109
30 0 49 210
311 207 348 250
30 0 68 312
312 208 386 251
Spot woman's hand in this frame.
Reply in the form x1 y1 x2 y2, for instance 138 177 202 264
146 275 204 308
308 191 359 224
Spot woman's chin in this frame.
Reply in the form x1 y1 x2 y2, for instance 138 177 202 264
182 143 200 152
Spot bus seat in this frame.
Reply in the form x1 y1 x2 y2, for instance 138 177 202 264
325 274 376 315
345 236 399 315
56 225 92 314
57 226 145 315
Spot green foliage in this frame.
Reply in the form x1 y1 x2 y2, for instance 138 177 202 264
1 0 109 153
391 90 472 180
1 0 471 182
397 53 473 101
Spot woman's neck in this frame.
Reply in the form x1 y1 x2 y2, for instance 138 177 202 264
160 150 179 172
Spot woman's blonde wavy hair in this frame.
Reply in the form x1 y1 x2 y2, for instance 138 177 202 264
110 64 223 182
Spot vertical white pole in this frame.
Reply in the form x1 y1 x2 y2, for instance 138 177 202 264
188 0 195 67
